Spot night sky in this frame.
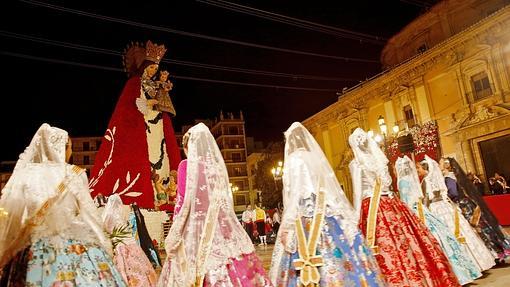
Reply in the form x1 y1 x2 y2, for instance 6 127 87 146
1 0 431 161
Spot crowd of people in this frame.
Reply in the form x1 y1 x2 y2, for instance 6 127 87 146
241 205 281 245
465 171 510 195
1 40 510 286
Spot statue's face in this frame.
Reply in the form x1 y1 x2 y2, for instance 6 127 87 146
160 72 169 82
144 64 158 78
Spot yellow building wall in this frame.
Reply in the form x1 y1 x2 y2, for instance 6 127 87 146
384 100 397 129
328 123 343 167
303 5 510 195
415 85 432 122
427 72 462 118
367 104 386 134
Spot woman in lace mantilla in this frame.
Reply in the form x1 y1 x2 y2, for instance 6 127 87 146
349 128 459 287
418 155 496 272
158 123 271 287
442 157 510 262
396 156 481 285
270 122 385 287
0 123 126 286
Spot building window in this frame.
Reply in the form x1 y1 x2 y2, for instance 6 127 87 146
231 152 242 162
403 105 416 128
226 126 237 135
96 140 101 150
235 181 245 190
83 142 90 151
471 72 492 101
234 194 247 206
231 139 240 148
234 167 244 176
83 156 90 165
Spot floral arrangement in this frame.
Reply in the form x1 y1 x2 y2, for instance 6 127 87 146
387 120 441 163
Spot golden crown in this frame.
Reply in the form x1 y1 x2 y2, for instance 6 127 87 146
145 40 167 64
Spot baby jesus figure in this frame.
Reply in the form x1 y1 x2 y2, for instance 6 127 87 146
155 70 177 116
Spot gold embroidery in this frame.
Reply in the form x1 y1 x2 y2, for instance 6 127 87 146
65 271 76 280
454 208 466 244
56 271 66 281
57 183 66 193
293 189 326 286
470 205 481 226
366 178 382 254
417 201 426 224
0 208 8 218
72 165 83 174
99 262 109 270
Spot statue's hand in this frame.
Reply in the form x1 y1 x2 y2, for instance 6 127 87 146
147 99 159 108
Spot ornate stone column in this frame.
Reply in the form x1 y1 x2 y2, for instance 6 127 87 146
459 136 477 174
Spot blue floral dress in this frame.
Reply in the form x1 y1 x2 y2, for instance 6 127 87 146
272 215 385 287
399 179 481 284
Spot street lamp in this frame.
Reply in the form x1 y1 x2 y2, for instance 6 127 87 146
271 161 283 180
229 182 239 192
378 115 388 153
378 115 387 136
377 117 401 193
392 124 400 135
271 160 284 190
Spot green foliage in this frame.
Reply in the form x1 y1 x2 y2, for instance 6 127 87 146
109 224 131 250
253 144 284 209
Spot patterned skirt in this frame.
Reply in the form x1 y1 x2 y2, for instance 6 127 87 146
1 237 126 287
158 251 271 286
412 203 481 284
114 242 158 286
359 196 460 287
457 198 510 261
429 200 496 271
271 216 385 287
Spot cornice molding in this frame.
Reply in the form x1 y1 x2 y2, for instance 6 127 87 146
303 6 510 127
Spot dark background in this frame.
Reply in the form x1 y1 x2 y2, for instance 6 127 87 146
0 0 434 161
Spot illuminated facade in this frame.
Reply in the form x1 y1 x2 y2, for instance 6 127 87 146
303 0 510 200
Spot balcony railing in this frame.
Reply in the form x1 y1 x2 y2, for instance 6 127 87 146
229 172 248 177
219 144 245 149
73 147 99 152
216 131 245 136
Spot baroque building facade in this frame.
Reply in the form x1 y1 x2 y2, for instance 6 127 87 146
303 0 510 201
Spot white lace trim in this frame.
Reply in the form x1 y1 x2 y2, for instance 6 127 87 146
204 232 255 271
